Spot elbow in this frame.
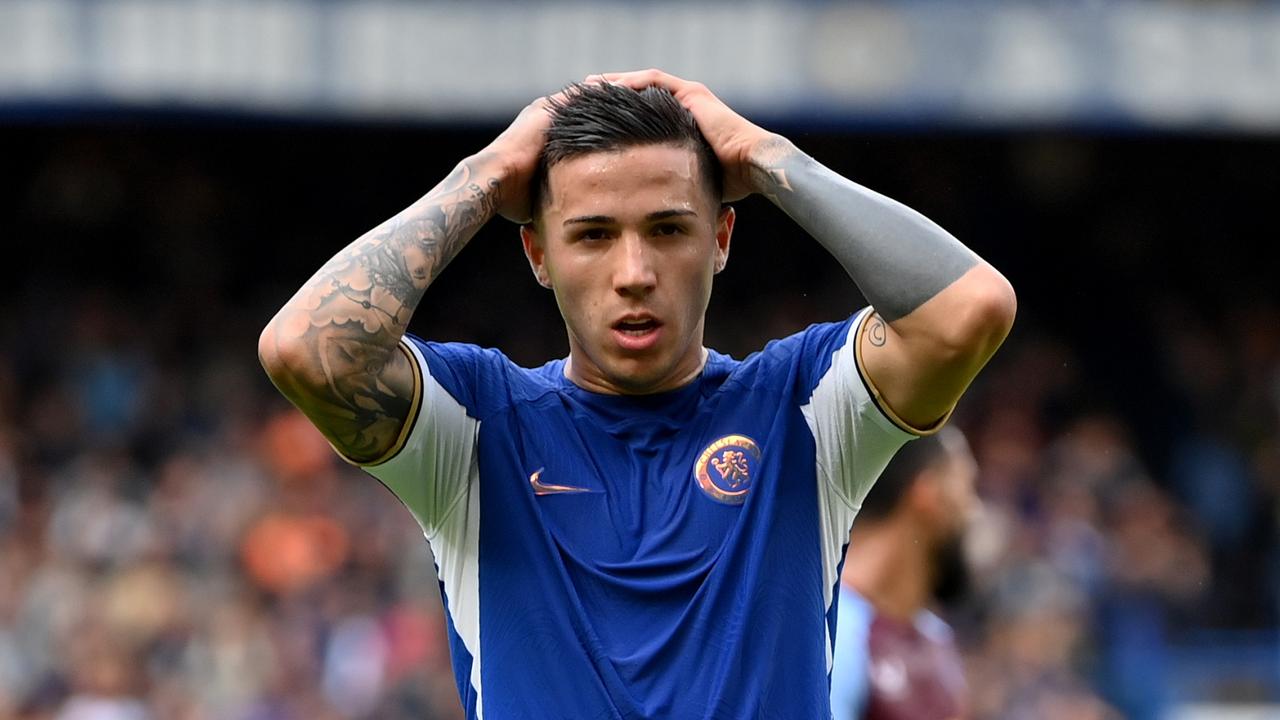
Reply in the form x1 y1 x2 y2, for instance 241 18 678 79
972 268 1017 348
923 265 1016 366
956 266 1017 360
257 319 282 376
258 317 308 388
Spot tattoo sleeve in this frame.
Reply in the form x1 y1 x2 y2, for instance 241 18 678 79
749 138 978 322
261 153 502 462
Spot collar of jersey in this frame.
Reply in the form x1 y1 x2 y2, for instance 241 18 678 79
552 351 731 418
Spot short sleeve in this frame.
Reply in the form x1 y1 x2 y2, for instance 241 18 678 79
355 336 483 533
801 307 918 509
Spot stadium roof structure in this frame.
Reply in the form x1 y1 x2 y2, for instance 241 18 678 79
1 0 1278 131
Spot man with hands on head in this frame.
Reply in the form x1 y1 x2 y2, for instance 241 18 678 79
259 69 1015 719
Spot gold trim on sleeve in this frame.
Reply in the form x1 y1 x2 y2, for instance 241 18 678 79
852 309 953 437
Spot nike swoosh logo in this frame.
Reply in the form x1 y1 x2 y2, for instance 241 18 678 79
529 468 593 496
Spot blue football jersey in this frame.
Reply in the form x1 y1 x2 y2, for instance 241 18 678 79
353 307 918 719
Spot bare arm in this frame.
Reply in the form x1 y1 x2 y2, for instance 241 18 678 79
598 70 1016 429
748 138 1015 429
259 97 554 462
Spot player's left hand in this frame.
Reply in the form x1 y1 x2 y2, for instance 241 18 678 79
586 69 783 202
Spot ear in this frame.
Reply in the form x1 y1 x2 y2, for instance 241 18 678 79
713 205 735 274
520 224 553 289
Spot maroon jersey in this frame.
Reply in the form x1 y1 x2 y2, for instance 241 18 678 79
863 610 968 720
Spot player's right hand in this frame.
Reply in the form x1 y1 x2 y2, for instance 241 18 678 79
482 91 565 224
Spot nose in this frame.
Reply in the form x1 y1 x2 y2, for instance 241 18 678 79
613 233 657 299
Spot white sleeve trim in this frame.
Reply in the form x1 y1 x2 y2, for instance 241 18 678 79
807 309 918 506
803 308 916 673
356 338 485 715
360 337 479 533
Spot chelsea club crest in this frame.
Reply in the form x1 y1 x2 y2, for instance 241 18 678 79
694 434 761 505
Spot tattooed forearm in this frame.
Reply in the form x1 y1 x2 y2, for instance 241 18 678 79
747 137 978 322
312 158 501 327
261 153 504 462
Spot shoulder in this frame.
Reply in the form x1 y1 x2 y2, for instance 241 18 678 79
404 335 563 416
762 312 863 361
407 335 508 373
720 310 868 394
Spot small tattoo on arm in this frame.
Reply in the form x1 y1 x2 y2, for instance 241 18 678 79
868 316 887 347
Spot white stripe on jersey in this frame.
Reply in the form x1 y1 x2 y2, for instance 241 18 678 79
801 308 915 672
374 339 485 717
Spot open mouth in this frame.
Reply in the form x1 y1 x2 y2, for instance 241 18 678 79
613 318 661 336
611 316 664 351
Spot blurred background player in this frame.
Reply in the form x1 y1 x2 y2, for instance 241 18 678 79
830 427 977 720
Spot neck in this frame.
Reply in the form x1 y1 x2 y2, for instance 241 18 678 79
841 520 933 622
564 346 709 395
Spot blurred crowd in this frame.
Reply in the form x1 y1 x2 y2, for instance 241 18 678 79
0 294 466 719
952 302 1280 719
0 128 1277 720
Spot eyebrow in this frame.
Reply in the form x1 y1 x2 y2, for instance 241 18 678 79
563 209 698 227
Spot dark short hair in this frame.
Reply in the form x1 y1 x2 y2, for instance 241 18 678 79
858 432 953 521
528 83 723 220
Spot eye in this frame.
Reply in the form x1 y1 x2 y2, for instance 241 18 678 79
652 223 684 237
578 227 612 242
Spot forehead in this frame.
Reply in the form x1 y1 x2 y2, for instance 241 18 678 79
544 144 711 218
